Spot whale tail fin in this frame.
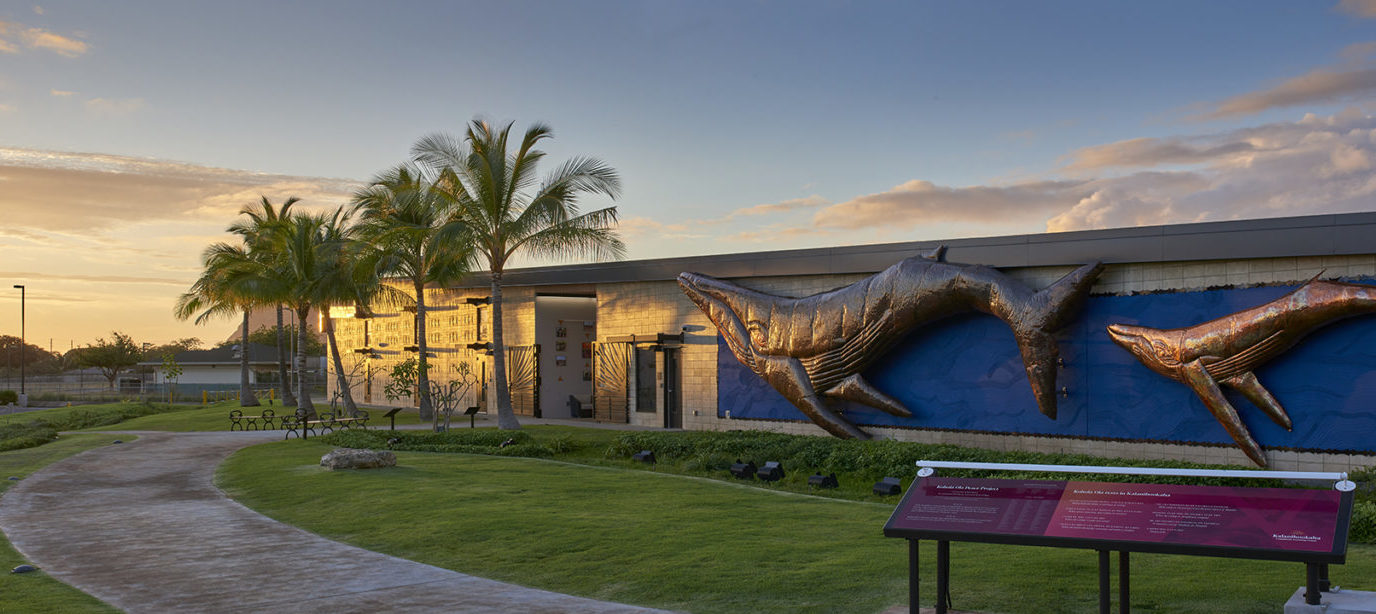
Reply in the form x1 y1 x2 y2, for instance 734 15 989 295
1008 262 1104 419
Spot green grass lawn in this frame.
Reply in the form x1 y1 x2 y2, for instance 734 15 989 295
218 439 1376 614
0 434 127 613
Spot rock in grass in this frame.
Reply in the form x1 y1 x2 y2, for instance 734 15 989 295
320 448 396 470
11 565 37 573
6 477 17 481
112 440 123 444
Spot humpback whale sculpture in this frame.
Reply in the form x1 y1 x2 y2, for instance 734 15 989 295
678 247 1102 440
1107 276 1376 467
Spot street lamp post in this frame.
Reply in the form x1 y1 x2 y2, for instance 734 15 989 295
13 285 24 399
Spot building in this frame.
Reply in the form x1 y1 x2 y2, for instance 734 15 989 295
328 212 1376 472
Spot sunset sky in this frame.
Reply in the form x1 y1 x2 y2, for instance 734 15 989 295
7 1 1376 348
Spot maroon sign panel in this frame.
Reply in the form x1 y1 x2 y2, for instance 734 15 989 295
885 477 1349 558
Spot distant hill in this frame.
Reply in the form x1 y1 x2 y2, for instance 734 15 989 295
221 306 323 345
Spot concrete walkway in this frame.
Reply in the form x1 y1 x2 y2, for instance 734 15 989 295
0 431 674 613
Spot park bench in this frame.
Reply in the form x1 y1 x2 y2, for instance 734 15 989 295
228 409 279 431
282 409 369 440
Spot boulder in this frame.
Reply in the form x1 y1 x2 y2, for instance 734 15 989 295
320 448 396 470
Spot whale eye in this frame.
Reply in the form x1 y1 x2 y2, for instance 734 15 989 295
747 321 769 348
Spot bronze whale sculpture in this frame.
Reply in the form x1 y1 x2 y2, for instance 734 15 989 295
678 248 1102 439
1107 276 1376 467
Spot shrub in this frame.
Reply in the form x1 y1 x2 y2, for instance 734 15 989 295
0 422 57 451
0 390 17 405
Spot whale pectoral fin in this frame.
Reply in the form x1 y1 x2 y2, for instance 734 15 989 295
762 356 871 440
1221 371 1293 431
1180 360 1267 467
824 374 913 418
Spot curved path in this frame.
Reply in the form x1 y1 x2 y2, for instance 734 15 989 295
0 431 673 614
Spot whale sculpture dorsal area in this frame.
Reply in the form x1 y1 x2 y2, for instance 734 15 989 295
1107 275 1376 467
678 248 1102 440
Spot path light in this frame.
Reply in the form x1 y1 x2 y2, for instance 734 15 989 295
873 477 903 496
632 450 656 464
808 473 839 489
757 461 784 482
729 459 756 479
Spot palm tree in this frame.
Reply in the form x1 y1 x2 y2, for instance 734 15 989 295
174 242 264 407
350 165 472 422
229 196 300 407
412 120 624 430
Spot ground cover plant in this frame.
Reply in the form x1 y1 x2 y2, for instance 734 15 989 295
0 434 125 613
0 401 193 451
220 438 1376 614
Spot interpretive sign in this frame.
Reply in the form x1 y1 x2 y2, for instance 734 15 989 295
884 477 1352 562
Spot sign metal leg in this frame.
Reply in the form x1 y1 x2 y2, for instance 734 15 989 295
1306 563 1322 605
909 540 920 614
937 540 950 614
1098 550 1110 614
1119 551 1130 614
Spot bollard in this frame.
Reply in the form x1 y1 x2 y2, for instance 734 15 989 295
202 390 208 405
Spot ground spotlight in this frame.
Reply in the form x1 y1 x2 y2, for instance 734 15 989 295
756 461 784 482
873 477 903 496
729 459 756 479
632 450 656 464
808 473 839 489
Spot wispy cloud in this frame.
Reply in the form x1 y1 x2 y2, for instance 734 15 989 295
1192 41 1376 120
1337 0 1376 18
0 271 187 285
721 195 828 220
0 147 361 234
812 179 1090 230
49 88 73 97
85 97 143 116
0 20 88 57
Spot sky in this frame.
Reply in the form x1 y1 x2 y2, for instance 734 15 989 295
7 0 1376 349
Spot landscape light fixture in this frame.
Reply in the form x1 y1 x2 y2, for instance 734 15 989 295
631 450 656 464
756 461 785 482
11 285 22 396
872 477 903 496
729 459 756 479
808 473 839 489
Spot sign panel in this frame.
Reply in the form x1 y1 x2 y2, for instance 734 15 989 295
884 477 1351 561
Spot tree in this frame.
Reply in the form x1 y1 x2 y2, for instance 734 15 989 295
350 164 471 422
412 120 624 430
217 326 325 357
141 338 204 362
0 336 60 378
160 352 182 404
175 241 265 407
79 332 142 389
229 196 300 407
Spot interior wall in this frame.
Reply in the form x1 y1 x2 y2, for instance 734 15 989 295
535 296 597 418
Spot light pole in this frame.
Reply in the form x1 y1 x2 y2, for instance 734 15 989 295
13 285 23 397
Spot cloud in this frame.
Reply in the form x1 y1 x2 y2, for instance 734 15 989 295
1196 67 1376 120
0 103 13 113
1065 137 1259 171
812 179 1092 230
617 216 706 240
85 97 143 116
0 271 186 285
722 195 828 220
1338 0 1376 18
49 89 73 96
794 110 1376 236
0 20 88 57
32 6 43 15
0 147 361 234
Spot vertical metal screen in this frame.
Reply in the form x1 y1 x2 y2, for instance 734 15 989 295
505 344 540 417
592 341 631 423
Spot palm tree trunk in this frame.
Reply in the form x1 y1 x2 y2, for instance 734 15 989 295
491 273 521 429
295 304 315 418
240 310 260 407
323 311 357 414
276 304 296 406
415 281 434 422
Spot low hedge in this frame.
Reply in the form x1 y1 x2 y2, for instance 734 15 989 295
319 429 557 458
605 430 1283 487
0 401 185 452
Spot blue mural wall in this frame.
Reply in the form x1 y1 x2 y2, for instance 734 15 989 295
717 280 1376 452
